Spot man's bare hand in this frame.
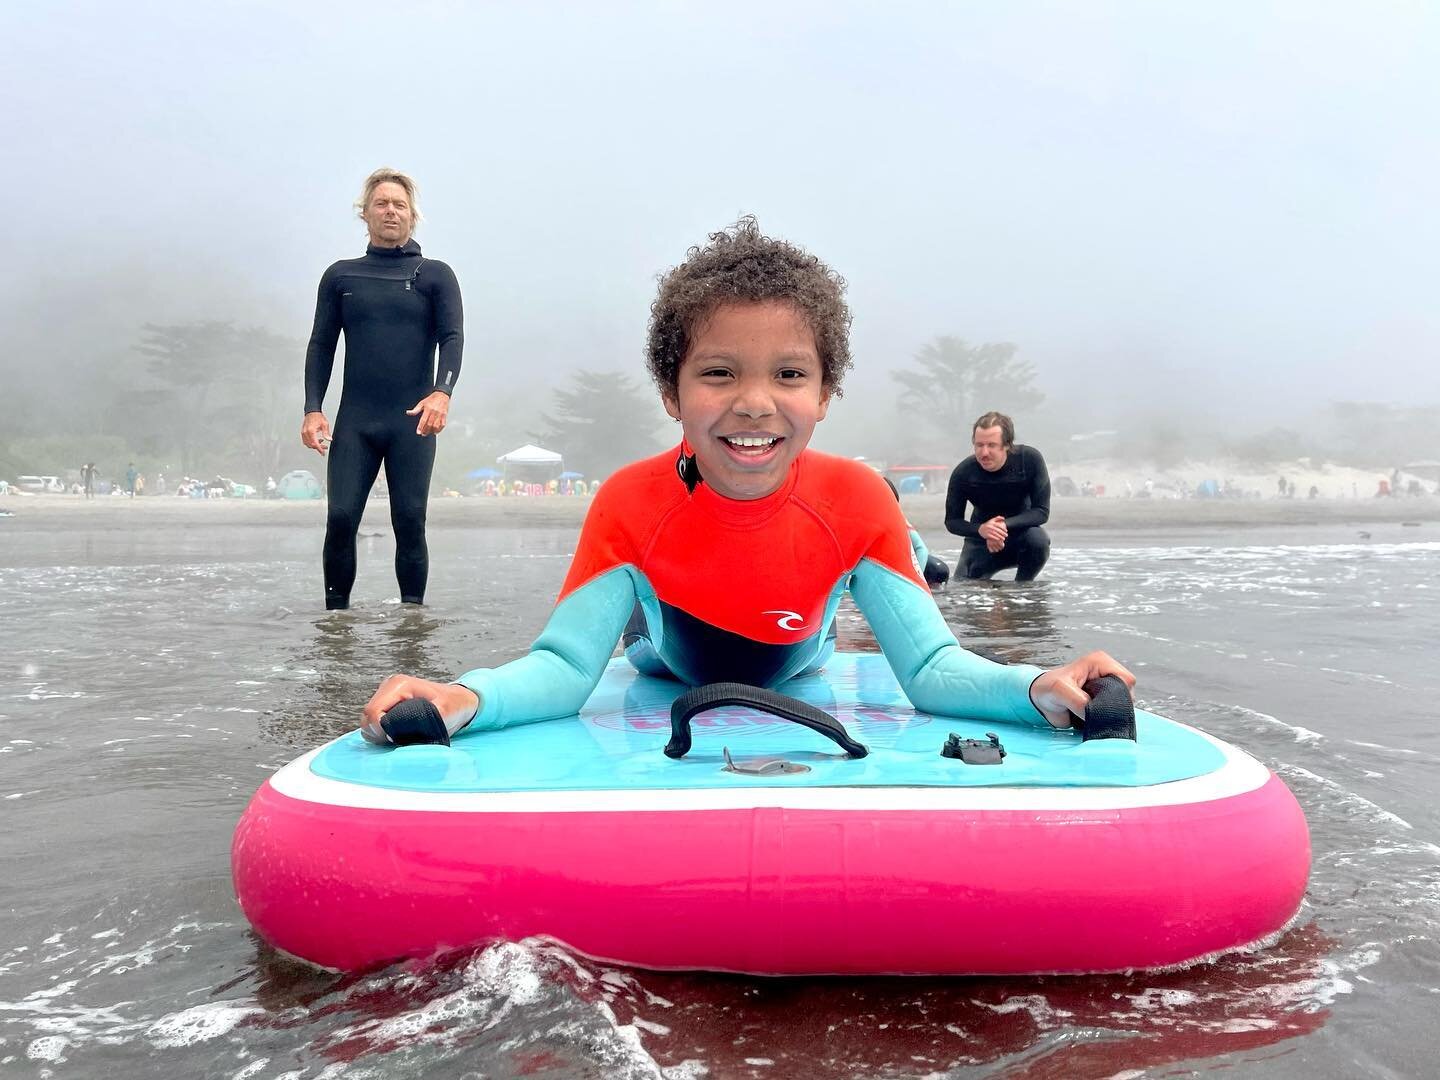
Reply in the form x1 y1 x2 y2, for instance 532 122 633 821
301 412 331 455
978 516 1008 548
407 391 451 436
1028 651 1137 729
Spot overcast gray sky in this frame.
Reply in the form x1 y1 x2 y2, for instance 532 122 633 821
4 0 1437 445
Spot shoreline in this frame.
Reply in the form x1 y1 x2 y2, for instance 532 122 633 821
4 491 1438 533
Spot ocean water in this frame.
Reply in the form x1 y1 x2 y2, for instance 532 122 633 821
2 514 1437 1079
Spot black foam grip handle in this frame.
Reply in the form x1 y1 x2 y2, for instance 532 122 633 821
665 682 869 759
1081 674 1136 742
381 698 451 747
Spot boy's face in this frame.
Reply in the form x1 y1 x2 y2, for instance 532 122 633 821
664 300 831 501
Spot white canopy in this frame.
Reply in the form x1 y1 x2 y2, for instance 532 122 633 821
496 443 563 465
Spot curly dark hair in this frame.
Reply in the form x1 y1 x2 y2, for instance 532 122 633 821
646 216 853 400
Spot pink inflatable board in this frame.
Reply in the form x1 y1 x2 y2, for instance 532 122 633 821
233 652 1310 974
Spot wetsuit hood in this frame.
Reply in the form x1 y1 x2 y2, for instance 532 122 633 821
365 238 423 258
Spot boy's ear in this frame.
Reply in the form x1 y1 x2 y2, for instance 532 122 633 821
662 394 681 421
816 390 831 422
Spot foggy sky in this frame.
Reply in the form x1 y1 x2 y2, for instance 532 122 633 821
3 0 1438 447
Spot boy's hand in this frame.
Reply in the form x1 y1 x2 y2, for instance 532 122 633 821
361 675 479 742
1029 651 1136 729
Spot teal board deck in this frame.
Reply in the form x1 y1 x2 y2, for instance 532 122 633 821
311 652 1226 793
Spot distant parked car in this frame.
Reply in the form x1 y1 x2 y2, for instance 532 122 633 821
16 475 65 493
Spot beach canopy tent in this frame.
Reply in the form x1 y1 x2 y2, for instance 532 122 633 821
884 464 951 494
466 467 502 480
497 444 563 466
496 443 564 483
558 470 585 480
277 469 323 500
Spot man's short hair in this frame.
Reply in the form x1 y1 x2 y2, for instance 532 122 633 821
972 411 1015 448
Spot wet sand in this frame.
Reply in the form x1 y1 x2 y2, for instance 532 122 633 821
4 491 1438 533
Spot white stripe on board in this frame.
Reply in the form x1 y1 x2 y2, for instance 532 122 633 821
268 726 1272 813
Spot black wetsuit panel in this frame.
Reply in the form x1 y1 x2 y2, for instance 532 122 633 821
944 445 1052 581
304 239 463 606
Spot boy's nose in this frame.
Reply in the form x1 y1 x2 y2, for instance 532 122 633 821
731 381 775 417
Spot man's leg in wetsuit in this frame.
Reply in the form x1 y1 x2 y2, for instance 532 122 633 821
382 425 437 605
960 539 1018 580
324 423 385 609
1012 526 1051 582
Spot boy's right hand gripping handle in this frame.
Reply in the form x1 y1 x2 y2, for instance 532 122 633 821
1081 674 1137 742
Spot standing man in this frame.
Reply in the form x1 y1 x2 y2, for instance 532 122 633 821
302 168 464 610
944 411 1051 582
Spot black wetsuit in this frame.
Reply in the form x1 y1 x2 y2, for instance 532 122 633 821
944 444 1051 581
304 239 463 608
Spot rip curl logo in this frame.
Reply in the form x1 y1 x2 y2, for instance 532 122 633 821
762 609 807 631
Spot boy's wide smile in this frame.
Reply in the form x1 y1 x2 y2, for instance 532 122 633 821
718 432 785 462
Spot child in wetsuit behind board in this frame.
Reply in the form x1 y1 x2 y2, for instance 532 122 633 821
361 218 1132 742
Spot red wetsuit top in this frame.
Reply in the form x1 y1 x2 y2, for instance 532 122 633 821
454 446 1045 731
559 447 925 686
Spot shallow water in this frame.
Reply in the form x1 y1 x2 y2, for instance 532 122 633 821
2 517 1437 1078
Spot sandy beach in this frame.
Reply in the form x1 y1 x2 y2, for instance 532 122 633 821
5 488 1437 533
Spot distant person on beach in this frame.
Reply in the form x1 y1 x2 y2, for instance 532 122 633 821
944 411 1051 582
125 463 138 498
81 463 96 500
301 168 465 610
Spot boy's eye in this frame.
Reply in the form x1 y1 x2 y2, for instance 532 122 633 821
778 368 808 380
697 367 732 379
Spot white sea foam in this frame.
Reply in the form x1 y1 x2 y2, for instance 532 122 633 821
1279 764 1414 829
145 1001 262 1048
25 1035 69 1061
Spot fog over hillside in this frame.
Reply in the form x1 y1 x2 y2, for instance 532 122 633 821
3 1 1437 483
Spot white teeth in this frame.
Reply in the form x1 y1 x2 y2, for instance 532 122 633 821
725 436 778 448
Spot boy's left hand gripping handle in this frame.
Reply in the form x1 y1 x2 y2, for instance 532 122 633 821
361 698 451 747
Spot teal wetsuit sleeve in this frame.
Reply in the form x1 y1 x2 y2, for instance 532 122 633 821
850 557 1048 725
908 527 931 569
453 567 636 731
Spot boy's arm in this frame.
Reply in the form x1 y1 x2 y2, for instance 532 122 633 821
454 567 637 731
849 557 1049 725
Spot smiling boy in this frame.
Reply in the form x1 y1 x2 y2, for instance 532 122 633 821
361 218 1130 741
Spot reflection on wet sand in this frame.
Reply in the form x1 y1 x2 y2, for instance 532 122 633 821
937 580 1068 669
598 921 1335 1079
235 920 1333 1078
835 579 1065 668
257 606 451 748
